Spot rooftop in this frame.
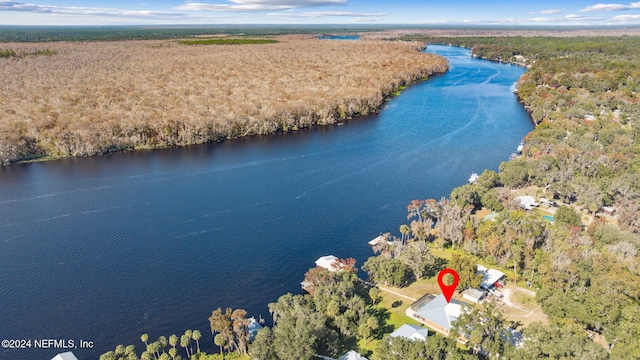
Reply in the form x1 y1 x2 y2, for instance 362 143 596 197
462 288 485 303
337 350 368 360
389 324 429 341
409 293 465 333
479 268 505 289
315 255 340 271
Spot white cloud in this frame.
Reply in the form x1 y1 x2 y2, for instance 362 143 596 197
565 13 584 20
460 18 517 24
267 11 384 18
175 0 347 12
530 9 562 15
351 17 381 22
580 2 640 12
528 14 604 22
528 16 562 22
613 14 640 20
0 1 191 18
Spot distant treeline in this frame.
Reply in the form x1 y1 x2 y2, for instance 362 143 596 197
0 25 390 42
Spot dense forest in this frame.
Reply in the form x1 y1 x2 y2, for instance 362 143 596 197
0 36 447 165
0 25 385 42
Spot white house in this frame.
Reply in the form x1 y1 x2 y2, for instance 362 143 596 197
389 324 429 341
51 352 78 360
515 195 538 210
248 317 263 341
315 255 340 271
368 235 393 246
406 294 466 336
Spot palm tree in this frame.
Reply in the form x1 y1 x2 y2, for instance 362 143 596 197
141 334 149 347
400 224 410 243
168 347 178 360
184 330 193 355
147 341 161 360
158 336 168 353
214 333 227 356
180 334 191 358
169 334 178 349
192 330 202 353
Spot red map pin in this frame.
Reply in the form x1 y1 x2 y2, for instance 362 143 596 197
437 268 460 303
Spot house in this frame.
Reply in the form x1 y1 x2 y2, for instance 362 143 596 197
389 324 429 341
248 316 263 341
315 255 340 271
337 350 368 360
599 206 616 216
515 195 538 210
368 235 393 246
51 352 78 360
462 288 486 304
405 293 466 336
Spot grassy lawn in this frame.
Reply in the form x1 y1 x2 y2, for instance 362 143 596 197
359 284 422 355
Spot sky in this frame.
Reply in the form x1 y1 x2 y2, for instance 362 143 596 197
3 0 640 26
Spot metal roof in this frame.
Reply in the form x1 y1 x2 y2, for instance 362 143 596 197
338 350 368 360
390 324 429 341
315 255 339 271
414 294 463 331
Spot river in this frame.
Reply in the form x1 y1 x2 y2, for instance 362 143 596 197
0 45 533 359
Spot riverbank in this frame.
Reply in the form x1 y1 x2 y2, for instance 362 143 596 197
0 36 448 165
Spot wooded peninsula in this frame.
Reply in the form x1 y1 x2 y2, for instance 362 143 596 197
0 36 447 165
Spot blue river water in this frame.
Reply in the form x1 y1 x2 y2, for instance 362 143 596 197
0 45 532 359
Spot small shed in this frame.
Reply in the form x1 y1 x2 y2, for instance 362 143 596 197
462 288 486 304
390 324 429 341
